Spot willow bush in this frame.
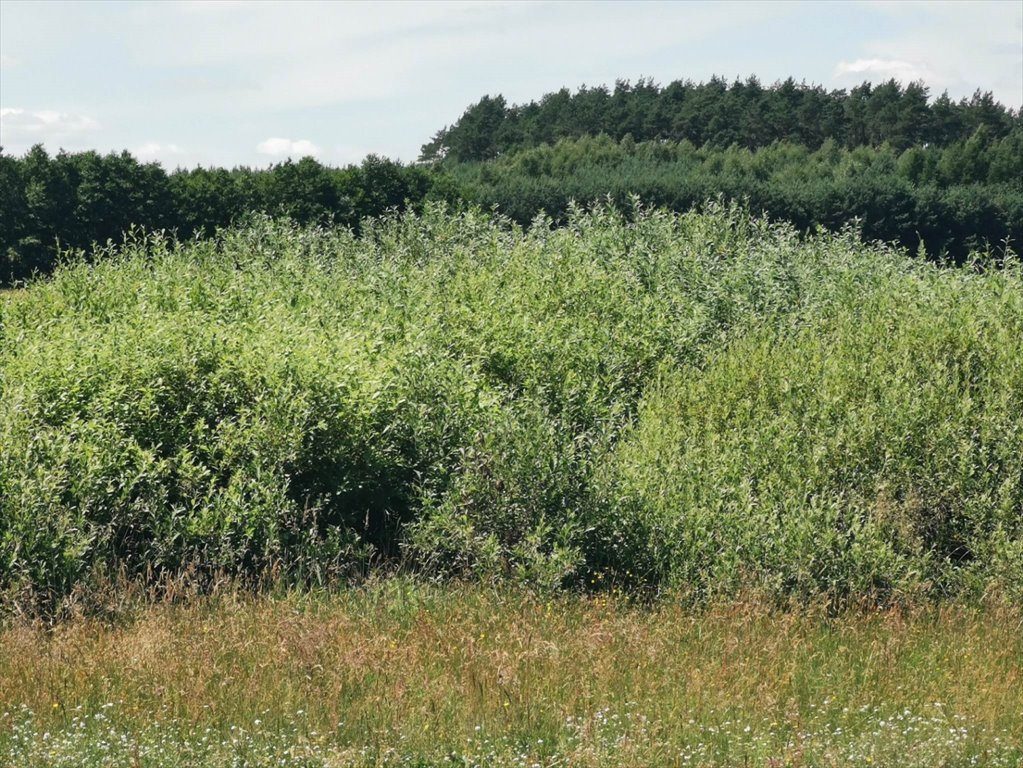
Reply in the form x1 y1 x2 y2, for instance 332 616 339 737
1 203 1020 605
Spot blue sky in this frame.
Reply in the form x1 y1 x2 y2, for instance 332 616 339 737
1 0 1021 169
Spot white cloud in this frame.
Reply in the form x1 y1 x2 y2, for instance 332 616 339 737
834 58 935 84
0 108 101 148
838 1 1022 106
256 137 320 157
0 53 18 69
133 142 185 162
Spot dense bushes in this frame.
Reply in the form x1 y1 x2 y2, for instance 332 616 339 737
2 204 1021 606
602 283 1023 598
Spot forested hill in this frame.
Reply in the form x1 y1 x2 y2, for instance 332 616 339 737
420 76 1022 162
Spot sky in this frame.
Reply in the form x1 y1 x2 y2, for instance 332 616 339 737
1 0 1021 169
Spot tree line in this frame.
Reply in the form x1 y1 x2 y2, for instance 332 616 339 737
1 148 457 284
2 75 1022 284
421 76 1021 161
445 131 1023 261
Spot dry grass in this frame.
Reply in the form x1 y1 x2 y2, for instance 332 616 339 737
1 584 1020 766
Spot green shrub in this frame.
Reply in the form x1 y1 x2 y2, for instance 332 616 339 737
600 271 1023 599
2 204 1020 605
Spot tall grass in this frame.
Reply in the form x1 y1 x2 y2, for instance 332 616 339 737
1 203 1020 607
1 587 1021 767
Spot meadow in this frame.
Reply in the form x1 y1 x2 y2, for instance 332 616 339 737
1 585 1021 767
1 203 1022 765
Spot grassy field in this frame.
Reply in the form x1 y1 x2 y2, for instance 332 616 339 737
1 586 1021 767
